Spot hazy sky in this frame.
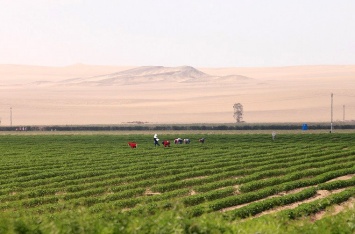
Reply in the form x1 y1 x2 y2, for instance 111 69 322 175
1 0 354 67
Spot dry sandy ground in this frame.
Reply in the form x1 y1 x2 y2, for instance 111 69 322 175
0 64 354 126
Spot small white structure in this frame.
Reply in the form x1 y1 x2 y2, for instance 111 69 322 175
272 131 276 140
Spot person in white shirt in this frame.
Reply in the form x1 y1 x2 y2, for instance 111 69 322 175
154 134 160 147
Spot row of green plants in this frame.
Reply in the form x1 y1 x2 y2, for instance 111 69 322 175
2 151 351 208
0 133 354 232
280 187 355 219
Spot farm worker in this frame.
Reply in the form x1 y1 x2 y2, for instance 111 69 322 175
154 134 160 147
128 142 137 148
272 131 276 140
174 138 183 144
162 140 170 147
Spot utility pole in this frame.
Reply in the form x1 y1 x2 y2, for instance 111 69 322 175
330 93 333 133
343 105 345 122
10 107 12 127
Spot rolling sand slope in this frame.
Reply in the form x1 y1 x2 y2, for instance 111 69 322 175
0 64 354 125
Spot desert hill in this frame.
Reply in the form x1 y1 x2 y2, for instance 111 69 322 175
55 66 211 86
117 66 207 78
23 66 250 86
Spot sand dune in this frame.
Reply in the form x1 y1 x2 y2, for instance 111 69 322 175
0 64 354 126
36 66 210 86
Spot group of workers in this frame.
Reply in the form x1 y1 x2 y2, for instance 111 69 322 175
154 134 205 147
129 132 276 149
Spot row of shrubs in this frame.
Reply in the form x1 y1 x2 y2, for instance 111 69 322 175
1 122 355 131
280 187 355 219
185 167 355 217
229 181 355 220
189 180 355 219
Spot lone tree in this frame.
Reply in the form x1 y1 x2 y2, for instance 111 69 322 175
233 103 244 123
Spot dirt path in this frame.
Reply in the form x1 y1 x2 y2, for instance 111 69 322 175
327 174 354 182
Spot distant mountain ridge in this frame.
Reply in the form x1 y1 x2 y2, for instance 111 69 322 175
24 65 253 86
117 66 207 78
58 66 209 85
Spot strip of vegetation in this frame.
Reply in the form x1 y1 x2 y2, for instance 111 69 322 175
280 187 355 219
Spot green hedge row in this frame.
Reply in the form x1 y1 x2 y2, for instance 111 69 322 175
2 123 354 131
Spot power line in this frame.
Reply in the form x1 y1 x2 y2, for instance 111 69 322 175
242 93 328 104
336 94 355 98
238 92 354 105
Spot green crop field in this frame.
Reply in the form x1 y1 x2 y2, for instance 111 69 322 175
0 133 354 233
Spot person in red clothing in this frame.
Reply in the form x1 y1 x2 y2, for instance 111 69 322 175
162 140 170 147
128 142 137 148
